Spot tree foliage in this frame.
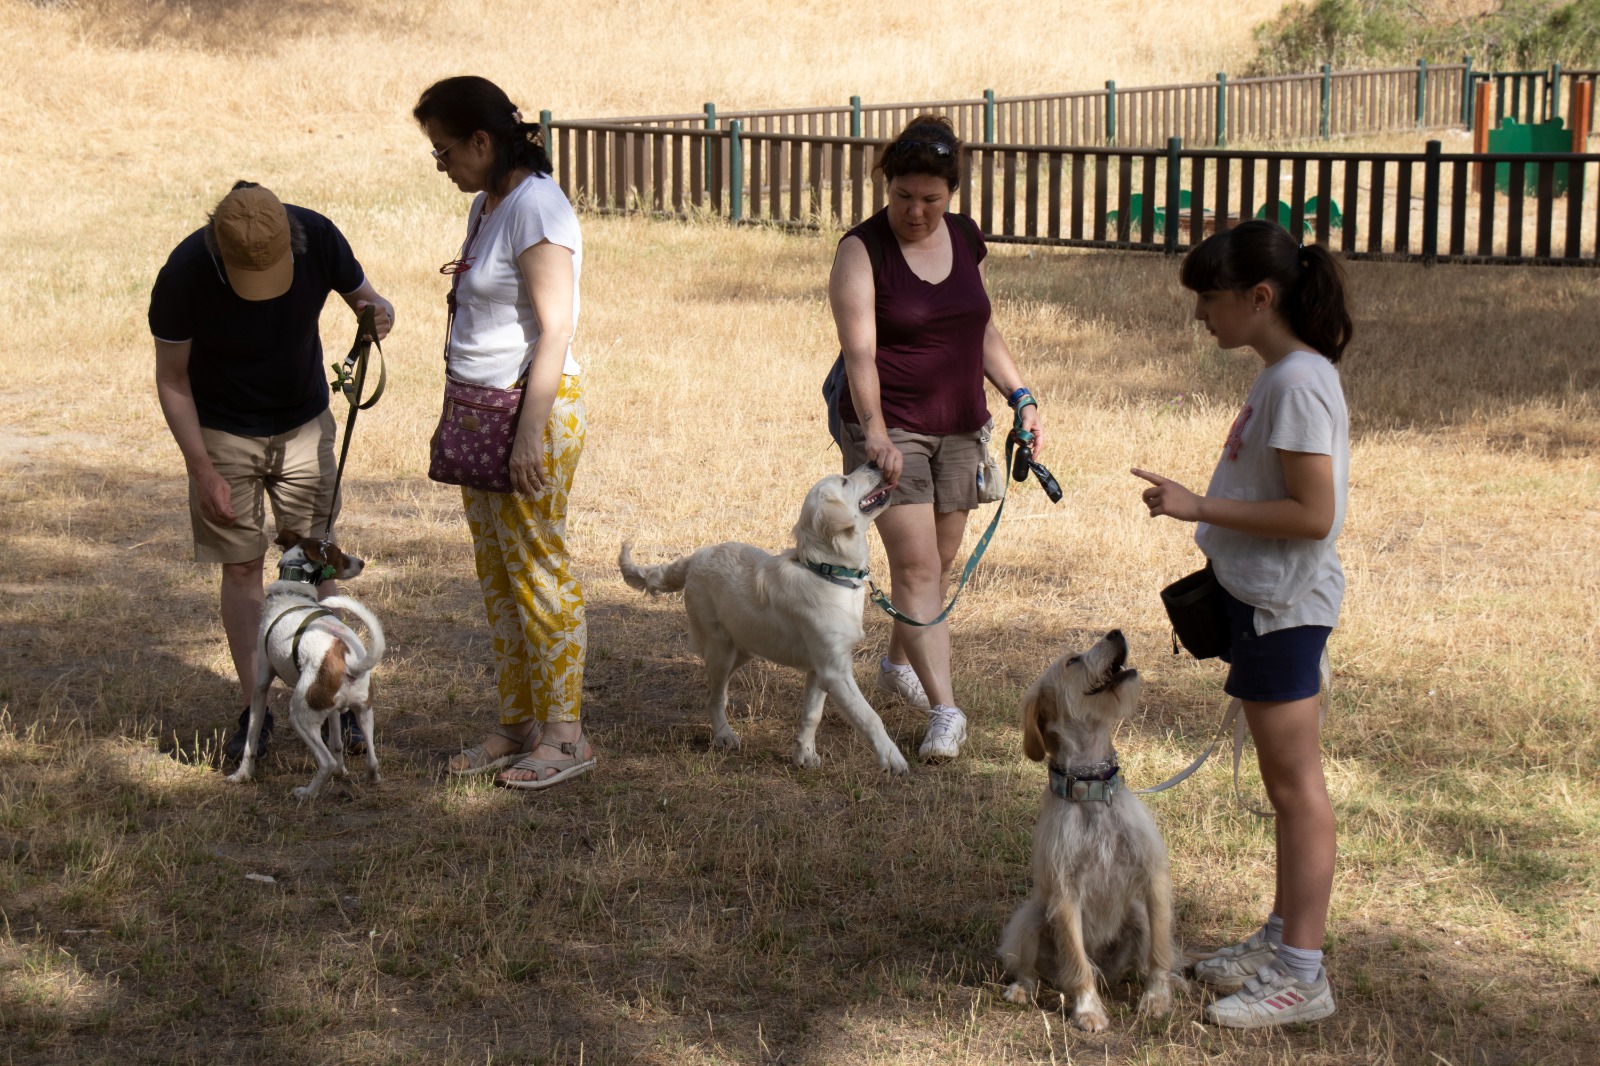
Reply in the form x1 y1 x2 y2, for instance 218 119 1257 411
1249 0 1600 73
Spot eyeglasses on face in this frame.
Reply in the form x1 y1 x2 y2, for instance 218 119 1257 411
431 135 468 162
891 139 954 156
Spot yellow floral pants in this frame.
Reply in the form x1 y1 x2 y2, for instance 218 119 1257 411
462 375 586 726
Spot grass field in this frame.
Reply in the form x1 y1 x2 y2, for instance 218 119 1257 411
4 1 1600 1063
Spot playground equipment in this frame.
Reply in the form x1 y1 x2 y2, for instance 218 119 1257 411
1473 78 1593 193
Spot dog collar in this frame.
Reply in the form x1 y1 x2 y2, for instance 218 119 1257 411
1049 757 1121 804
278 560 336 585
797 558 867 590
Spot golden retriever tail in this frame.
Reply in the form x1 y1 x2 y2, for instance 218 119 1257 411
618 542 692 596
318 595 386 676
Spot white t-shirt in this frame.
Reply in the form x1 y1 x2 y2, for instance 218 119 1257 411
447 173 583 387
1195 350 1349 634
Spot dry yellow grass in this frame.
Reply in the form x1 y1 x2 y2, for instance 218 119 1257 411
4 2 1600 1064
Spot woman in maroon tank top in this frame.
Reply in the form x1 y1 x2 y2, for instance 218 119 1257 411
828 115 1044 762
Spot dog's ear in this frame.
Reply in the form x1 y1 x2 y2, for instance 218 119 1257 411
276 529 302 550
1020 677 1052 762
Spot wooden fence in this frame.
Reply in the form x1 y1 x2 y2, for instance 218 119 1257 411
551 120 1600 266
564 63 1473 150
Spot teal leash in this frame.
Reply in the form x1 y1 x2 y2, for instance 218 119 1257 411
865 427 1024 628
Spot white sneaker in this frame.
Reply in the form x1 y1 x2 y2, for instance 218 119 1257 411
876 660 930 709
918 705 967 760
1203 963 1336 1028
1193 927 1279 992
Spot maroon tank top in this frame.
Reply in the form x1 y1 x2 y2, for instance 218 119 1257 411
837 210 993 436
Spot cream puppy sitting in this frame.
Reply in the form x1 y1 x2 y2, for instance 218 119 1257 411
619 464 909 773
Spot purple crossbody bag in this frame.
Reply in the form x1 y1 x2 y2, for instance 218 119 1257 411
427 210 525 494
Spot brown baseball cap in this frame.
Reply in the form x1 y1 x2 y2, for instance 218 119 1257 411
212 184 293 300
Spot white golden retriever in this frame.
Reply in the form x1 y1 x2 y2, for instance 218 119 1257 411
618 464 909 774
998 630 1179 1031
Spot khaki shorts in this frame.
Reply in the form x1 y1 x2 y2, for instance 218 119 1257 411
191 409 340 564
840 422 984 512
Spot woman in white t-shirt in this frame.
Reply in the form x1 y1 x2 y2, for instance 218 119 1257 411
415 76 594 790
1132 220 1353 1029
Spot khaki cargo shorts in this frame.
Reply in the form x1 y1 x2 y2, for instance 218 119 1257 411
839 422 984 513
191 409 340 564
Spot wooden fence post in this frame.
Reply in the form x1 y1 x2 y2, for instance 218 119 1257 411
1462 56 1474 127
1550 62 1562 122
1216 72 1228 147
540 109 553 170
1416 59 1428 127
1106 81 1118 146
728 121 743 221
1421 139 1441 264
703 103 716 195
1472 81 1492 192
1571 79 1592 148
850 95 862 138
1320 64 1332 139
1164 137 1182 254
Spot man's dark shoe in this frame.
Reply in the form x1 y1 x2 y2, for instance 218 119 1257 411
223 705 273 762
331 710 367 756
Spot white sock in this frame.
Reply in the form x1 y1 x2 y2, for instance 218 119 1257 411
1263 912 1285 947
1275 943 1322 984
880 656 914 675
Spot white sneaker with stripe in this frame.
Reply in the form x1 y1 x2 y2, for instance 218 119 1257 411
1203 963 1336 1028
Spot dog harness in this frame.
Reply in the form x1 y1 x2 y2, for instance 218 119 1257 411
263 605 335 665
1049 756 1121 804
278 557 338 585
797 558 867 590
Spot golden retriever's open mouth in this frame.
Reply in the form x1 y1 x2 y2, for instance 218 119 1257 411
859 486 893 513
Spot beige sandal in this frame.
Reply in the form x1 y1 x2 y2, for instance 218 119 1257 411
496 735 596 791
447 725 539 776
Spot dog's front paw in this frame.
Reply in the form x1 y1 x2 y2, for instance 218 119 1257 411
1071 1004 1110 1033
292 785 321 801
225 769 251 785
367 768 382 785
1139 979 1174 1017
711 728 742 752
792 745 821 769
883 749 910 775
1001 981 1034 1006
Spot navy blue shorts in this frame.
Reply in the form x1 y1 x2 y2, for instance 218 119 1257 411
1219 587 1331 703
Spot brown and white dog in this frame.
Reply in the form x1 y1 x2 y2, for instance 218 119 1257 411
225 530 385 800
618 464 908 773
998 630 1179 1031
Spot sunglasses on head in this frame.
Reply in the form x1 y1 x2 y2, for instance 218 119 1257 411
891 139 953 156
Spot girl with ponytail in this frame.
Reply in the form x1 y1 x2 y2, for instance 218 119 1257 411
1133 219 1352 1029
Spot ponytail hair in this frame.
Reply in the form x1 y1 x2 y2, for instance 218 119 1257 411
1179 219 1353 363
413 76 552 193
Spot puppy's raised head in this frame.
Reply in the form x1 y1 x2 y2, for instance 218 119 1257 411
792 463 891 564
275 529 366 581
1021 629 1142 763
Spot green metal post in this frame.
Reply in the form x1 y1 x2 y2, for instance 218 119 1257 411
1216 72 1228 147
728 120 743 222
1164 137 1182 254
850 95 862 138
1462 55 1474 127
1320 64 1332 139
1106 81 1118 146
1551 62 1562 121
539 109 553 169
1416 59 1428 127
1421 140 1441 265
983 89 995 143
703 102 716 194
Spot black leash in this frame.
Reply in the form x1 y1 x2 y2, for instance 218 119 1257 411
322 305 385 541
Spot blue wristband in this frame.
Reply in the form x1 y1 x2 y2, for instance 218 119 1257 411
1007 387 1034 410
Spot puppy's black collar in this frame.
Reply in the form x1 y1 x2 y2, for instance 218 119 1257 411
278 559 336 585
1049 756 1120 804
797 558 866 590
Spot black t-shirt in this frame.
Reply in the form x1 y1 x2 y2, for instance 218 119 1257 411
148 205 365 437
